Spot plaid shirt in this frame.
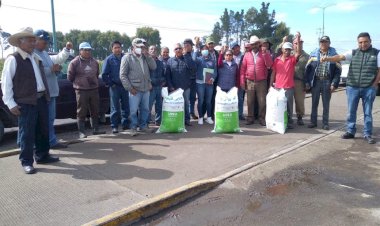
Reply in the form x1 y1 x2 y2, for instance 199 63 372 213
316 52 329 78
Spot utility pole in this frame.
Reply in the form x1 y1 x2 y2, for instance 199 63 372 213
50 0 57 52
314 4 335 37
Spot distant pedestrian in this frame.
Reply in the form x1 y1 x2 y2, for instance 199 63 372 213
147 45 166 126
1 27 59 174
67 42 106 138
340 32 380 144
305 36 341 130
270 32 302 129
240 35 273 126
165 43 197 126
101 41 130 134
120 38 157 136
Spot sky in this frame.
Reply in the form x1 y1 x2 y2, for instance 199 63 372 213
0 0 379 57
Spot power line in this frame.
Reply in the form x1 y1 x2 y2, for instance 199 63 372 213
3 4 211 33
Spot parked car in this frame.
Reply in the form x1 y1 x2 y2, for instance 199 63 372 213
0 57 110 143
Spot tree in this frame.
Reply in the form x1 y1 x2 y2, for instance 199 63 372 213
220 8 231 46
136 27 161 48
210 22 223 45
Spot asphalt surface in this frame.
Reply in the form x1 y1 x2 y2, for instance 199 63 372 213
0 88 378 226
136 112 380 226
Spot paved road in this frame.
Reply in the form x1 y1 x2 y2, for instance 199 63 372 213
0 88 379 226
136 113 380 226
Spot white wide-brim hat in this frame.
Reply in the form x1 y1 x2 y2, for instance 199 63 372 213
8 27 36 47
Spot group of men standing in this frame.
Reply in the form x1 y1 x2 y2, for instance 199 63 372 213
1 26 379 175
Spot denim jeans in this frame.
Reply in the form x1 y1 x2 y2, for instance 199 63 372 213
129 90 150 129
18 97 50 166
110 85 130 129
310 80 331 126
238 88 245 118
346 86 376 136
183 88 190 123
48 97 58 146
196 83 214 118
148 86 163 123
190 79 197 115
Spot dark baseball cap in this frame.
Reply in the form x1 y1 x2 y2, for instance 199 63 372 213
183 38 194 46
320 36 330 42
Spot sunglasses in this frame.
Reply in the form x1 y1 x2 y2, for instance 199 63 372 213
174 48 182 51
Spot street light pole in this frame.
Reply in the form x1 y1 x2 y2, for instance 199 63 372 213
316 4 335 37
50 0 57 52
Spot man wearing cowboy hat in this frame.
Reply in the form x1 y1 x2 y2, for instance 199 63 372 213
1 27 59 174
240 35 273 126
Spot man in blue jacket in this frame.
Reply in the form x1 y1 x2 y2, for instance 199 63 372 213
102 41 129 133
305 36 341 130
166 43 197 126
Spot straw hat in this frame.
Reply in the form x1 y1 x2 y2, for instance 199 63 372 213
8 27 36 47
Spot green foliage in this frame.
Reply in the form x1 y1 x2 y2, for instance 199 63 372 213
136 27 161 49
211 1 290 50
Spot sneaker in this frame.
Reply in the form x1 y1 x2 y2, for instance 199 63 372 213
198 118 204 125
206 117 214 124
307 123 317 128
322 125 329 130
191 113 199 120
364 136 375 144
341 132 354 139
130 129 138 137
112 128 119 134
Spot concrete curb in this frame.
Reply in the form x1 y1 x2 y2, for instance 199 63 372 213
0 149 19 158
83 123 350 226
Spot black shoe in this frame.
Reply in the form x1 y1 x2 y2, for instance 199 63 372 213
322 125 329 130
307 123 317 128
93 130 106 135
185 121 192 126
341 132 354 139
50 142 68 149
239 116 245 121
259 120 266 126
190 113 198 120
297 117 304 126
122 125 129 131
287 124 294 129
364 136 375 144
36 155 60 164
112 128 119 134
23 165 36 174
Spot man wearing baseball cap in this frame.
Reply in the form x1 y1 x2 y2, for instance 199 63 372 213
270 32 302 130
68 42 106 138
2 27 59 174
34 29 73 149
120 38 157 136
305 35 341 131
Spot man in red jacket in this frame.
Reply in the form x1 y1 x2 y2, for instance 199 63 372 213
240 36 273 126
